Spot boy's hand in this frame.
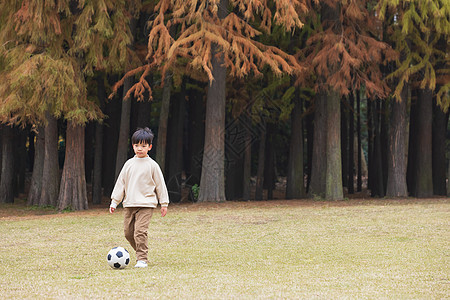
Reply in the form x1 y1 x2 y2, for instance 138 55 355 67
109 207 115 214
161 206 167 217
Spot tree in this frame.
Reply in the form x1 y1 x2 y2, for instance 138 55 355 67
0 125 14 203
377 0 450 111
27 126 44 205
386 85 408 197
378 0 450 197
58 121 89 210
0 0 133 209
300 0 395 200
286 94 305 199
114 0 305 202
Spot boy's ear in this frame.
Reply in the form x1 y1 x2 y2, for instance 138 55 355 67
149 144 153 150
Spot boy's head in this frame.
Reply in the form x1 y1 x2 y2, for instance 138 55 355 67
131 127 154 145
132 128 154 158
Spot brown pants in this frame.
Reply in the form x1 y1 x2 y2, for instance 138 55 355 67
123 207 154 262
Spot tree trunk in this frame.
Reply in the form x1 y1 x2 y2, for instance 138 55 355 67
14 127 27 195
371 99 385 197
264 127 275 200
102 83 121 196
27 127 45 206
84 123 95 184
448 157 450 197
432 101 448 195
414 88 433 197
305 102 314 193
40 113 60 207
242 114 252 201
255 126 266 201
0 127 2 180
186 81 205 200
386 85 408 197
406 92 419 195
156 74 172 175
225 117 245 200
286 96 305 199
325 90 344 200
58 122 88 211
348 92 355 194
367 99 374 192
341 98 349 188
198 0 228 202
92 121 104 205
0 125 15 203
308 92 327 198
115 76 133 179
166 91 185 203
92 73 106 205
381 99 389 192
356 91 362 192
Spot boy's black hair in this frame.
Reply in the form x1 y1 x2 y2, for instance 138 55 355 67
131 127 154 145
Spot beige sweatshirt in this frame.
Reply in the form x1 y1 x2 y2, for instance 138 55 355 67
110 156 169 209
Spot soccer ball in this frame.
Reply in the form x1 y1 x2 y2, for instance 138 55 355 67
107 246 130 269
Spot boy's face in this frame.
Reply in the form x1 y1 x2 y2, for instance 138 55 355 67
133 142 152 158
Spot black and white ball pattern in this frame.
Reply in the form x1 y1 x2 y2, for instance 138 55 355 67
107 247 130 269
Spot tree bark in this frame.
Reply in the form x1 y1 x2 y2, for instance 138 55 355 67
0 125 15 203
186 81 205 200
305 102 314 193
40 113 60 207
92 121 104 205
14 127 27 195
341 98 348 188
156 74 172 175
414 88 433 197
386 85 408 197
406 92 419 195
115 76 133 179
102 85 121 196
448 156 450 197
225 117 245 200
84 123 95 184
348 92 355 194
264 127 275 200
308 92 327 198
325 90 343 200
371 99 385 197
92 73 106 205
356 91 362 192
27 127 45 206
432 101 448 195
58 122 88 211
381 100 389 191
367 99 374 192
242 114 252 201
166 91 185 203
286 96 305 199
198 0 228 202
255 126 266 201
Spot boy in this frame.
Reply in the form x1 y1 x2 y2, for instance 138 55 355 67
109 127 169 268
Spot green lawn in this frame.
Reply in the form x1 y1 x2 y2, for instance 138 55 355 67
0 198 448 299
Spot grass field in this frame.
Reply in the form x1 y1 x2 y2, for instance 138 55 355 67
0 198 449 299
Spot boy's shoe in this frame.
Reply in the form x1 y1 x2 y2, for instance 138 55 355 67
135 260 148 268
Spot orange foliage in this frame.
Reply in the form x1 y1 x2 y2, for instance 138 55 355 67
114 0 307 100
299 0 397 98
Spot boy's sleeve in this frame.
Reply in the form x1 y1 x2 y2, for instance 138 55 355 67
110 165 126 208
153 163 169 207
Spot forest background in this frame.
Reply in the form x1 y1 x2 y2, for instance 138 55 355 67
0 0 449 211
